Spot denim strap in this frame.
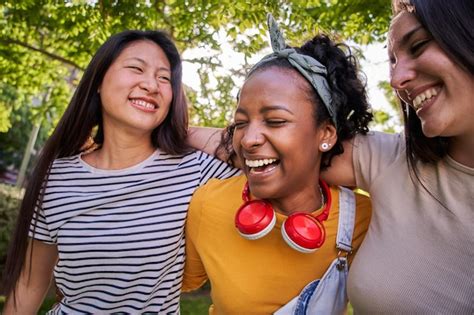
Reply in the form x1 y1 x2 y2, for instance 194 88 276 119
336 187 356 252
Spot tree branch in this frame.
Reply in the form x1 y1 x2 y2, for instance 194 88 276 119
0 37 85 71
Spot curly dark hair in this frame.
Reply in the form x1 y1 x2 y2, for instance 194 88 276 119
217 34 372 169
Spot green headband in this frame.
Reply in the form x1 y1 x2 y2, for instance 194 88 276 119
248 13 337 127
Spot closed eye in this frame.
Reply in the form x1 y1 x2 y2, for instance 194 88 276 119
127 66 143 72
158 75 171 82
266 119 287 126
234 121 248 129
410 39 430 55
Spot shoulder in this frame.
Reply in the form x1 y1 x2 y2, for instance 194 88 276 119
48 154 84 177
329 186 370 211
354 131 405 156
193 174 247 200
190 149 213 161
188 175 246 224
51 154 81 167
181 149 222 166
330 186 371 222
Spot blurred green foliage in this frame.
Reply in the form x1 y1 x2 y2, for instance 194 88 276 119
0 184 22 276
0 0 392 130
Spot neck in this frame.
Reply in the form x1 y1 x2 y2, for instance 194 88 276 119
449 132 474 168
85 131 155 170
269 184 325 216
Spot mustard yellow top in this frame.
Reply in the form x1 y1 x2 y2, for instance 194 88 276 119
182 175 371 314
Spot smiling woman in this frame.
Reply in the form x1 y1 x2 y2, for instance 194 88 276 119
328 0 474 313
181 14 372 314
1 30 239 314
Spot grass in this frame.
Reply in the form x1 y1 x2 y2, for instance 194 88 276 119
1 293 351 314
0 294 211 315
180 293 211 315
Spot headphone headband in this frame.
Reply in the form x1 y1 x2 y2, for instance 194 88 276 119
236 179 332 253
241 179 332 220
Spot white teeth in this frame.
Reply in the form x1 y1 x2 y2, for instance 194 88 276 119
413 88 438 110
245 158 277 168
132 99 155 109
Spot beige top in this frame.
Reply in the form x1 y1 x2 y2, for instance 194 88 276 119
347 132 474 314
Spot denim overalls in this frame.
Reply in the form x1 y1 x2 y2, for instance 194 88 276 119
274 186 356 315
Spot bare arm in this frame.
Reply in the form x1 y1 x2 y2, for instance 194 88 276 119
320 139 357 187
188 126 224 157
3 239 58 315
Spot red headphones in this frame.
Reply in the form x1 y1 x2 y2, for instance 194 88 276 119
235 180 332 253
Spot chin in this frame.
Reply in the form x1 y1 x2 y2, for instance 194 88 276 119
420 121 442 138
248 183 275 200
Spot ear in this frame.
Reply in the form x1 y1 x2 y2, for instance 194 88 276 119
317 122 337 153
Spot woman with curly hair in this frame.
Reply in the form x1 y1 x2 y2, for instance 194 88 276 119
182 15 372 314
190 0 473 312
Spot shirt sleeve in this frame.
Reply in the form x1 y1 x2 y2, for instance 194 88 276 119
28 205 55 244
352 131 405 192
197 150 241 186
182 184 209 292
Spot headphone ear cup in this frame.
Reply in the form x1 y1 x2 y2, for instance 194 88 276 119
281 213 326 253
235 200 276 240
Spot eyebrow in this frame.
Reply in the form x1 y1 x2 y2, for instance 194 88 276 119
396 25 425 48
235 105 294 115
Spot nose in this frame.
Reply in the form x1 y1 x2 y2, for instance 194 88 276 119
139 75 159 94
240 123 265 150
390 57 416 91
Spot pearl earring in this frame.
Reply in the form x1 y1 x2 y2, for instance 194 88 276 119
321 143 330 150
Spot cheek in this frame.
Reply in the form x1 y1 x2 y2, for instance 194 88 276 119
231 132 241 152
163 86 174 104
99 89 117 111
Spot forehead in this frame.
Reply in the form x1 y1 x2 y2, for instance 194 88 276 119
238 66 315 115
388 11 422 53
116 40 170 67
241 66 310 99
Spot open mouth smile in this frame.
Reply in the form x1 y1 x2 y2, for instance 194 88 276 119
412 87 439 111
130 98 158 111
245 158 279 174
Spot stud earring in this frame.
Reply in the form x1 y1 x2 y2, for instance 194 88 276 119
321 143 330 150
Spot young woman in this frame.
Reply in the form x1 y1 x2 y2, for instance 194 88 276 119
182 15 372 314
188 1 473 312
343 0 474 313
2 30 238 314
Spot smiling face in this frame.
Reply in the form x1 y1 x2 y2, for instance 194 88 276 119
99 39 173 138
233 67 333 212
388 11 474 139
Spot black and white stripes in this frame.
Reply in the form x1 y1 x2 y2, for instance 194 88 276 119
30 149 239 314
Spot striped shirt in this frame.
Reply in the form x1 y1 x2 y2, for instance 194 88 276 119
29 149 239 314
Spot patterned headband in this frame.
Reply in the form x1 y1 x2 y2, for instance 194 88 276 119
247 13 337 127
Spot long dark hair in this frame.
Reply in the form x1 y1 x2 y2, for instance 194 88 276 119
2 30 190 298
218 34 372 168
392 0 474 166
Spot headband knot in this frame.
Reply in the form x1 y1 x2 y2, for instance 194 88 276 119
248 13 338 127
